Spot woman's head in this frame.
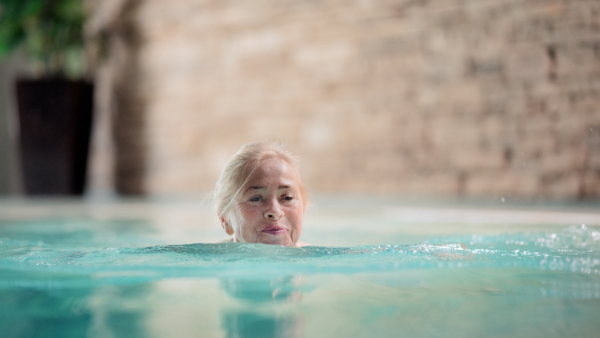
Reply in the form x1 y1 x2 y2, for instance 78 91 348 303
214 142 309 246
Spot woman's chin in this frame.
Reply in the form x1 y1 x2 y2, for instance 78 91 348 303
257 234 293 246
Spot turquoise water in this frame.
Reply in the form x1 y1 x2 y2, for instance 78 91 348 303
1 218 600 337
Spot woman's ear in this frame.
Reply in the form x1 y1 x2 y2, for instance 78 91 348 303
220 216 234 236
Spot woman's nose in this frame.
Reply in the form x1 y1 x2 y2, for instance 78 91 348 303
264 198 283 220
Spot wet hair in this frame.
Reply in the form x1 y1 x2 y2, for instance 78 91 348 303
214 142 309 221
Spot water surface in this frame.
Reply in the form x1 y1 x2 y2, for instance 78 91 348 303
1 215 599 337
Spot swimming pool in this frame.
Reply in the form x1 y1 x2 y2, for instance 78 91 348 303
1 197 599 337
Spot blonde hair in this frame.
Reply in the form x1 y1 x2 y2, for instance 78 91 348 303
214 142 309 220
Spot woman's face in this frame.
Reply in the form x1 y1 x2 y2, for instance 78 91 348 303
223 157 304 246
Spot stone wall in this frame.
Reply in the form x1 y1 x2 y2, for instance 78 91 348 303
90 0 600 198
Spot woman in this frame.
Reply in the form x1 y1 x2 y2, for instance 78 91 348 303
214 142 310 247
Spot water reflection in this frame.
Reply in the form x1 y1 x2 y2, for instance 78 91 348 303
0 287 93 338
221 276 304 338
0 284 150 338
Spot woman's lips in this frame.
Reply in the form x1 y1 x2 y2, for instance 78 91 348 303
262 225 287 235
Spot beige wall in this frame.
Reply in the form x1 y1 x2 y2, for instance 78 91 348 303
90 0 600 198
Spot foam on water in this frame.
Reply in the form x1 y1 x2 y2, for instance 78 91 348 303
1 225 599 288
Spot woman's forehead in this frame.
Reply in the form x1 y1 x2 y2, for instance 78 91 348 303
245 158 300 188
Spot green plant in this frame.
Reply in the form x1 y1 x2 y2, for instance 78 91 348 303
0 0 87 78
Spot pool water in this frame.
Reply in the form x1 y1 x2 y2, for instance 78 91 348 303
1 198 599 337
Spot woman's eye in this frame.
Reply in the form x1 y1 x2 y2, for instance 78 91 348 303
282 195 294 201
249 196 261 202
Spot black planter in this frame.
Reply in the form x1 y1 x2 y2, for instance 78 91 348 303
16 78 94 195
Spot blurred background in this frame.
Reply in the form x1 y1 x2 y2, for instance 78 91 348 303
1 0 599 201
2 4 599 338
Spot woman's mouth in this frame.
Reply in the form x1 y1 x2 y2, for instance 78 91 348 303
262 225 287 235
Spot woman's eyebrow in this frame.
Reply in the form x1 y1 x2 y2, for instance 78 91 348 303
245 185 292 193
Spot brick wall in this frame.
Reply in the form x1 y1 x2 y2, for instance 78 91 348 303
90 0 600 198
